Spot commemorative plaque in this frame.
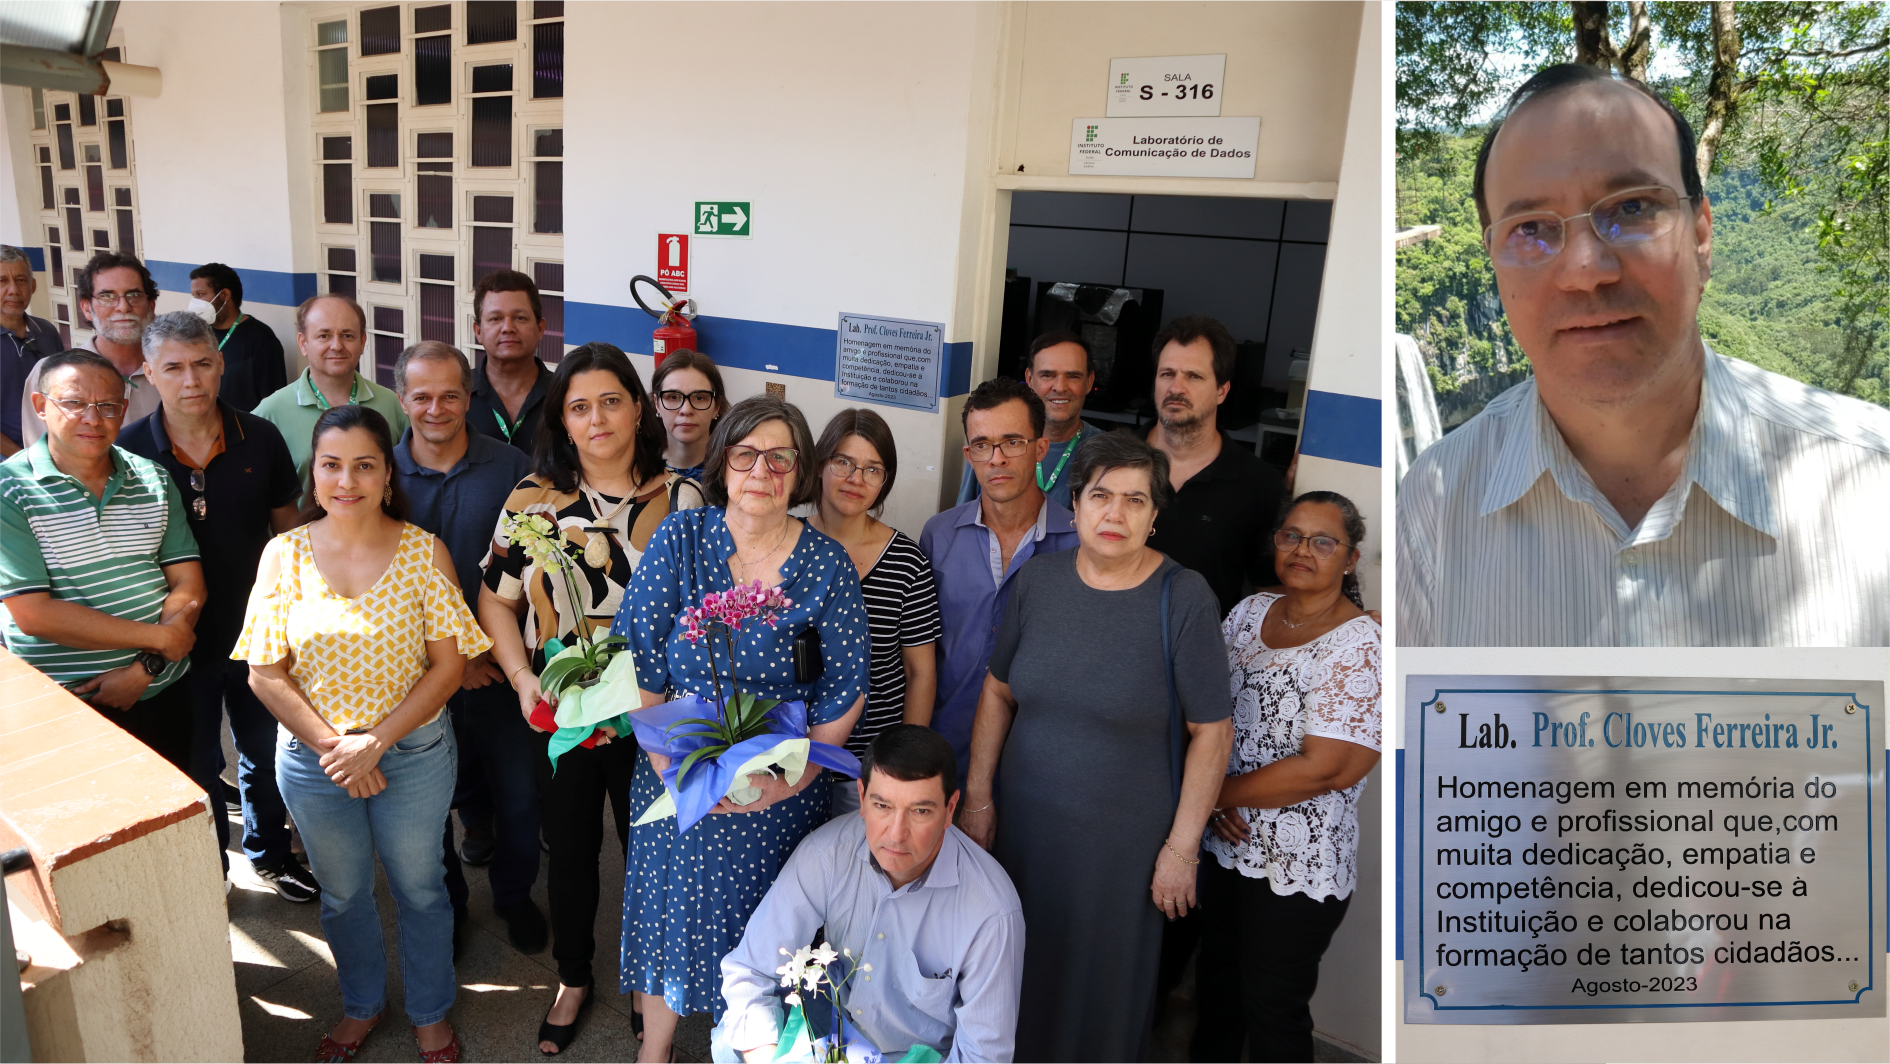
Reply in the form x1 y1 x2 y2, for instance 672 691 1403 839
1403 676 1885 1024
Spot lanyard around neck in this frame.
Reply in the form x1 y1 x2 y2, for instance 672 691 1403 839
492 406 517 443
1036 430 1079 492
216 315 246 352
308 370 360 411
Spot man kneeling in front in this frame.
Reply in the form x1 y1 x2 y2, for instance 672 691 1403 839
715 725 1024 1063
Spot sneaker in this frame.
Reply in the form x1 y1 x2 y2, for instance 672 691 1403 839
458 818 496 867
254 855 321 903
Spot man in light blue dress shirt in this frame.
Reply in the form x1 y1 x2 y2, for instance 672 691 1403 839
1398 64 1890 646
715 726 1024 1063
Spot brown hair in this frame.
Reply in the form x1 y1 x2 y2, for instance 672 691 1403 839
295 292 367 335
530 342 667 492
1151 314 1236 387
1067 429 1174 512
702 395 820 509
651 349 729 419
814 408 898 516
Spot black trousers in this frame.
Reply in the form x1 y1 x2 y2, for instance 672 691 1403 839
534 732 636 989
441 685 545 911
108 674 195 776
1190 861 1351 1064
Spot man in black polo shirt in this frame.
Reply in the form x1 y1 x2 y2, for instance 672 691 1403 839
189 262 287 412
467 269 553 453
119 311 316 902
1144 315 1286 618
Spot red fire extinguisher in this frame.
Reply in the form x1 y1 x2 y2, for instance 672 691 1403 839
631 275 698 355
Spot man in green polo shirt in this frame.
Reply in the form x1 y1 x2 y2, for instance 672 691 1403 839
0 349 205 774
253 293 408 482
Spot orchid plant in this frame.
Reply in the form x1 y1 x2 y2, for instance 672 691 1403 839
504 512 627 700
776 941 871 1062
668 580 795 785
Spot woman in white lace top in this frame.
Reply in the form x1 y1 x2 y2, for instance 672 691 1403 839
1192 490 1382 1063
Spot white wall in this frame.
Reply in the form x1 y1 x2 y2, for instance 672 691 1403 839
1395 646 1890 1063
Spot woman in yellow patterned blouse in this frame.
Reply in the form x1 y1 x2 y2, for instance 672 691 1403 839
234 406 490 1064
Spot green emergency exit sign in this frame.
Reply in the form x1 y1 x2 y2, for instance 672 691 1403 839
694 201 751 237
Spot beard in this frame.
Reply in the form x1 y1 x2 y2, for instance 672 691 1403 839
95 314 147 346
1157 399 1205 435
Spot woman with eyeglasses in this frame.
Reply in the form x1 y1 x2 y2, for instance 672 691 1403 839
613 394 868 1063
649 349 726 485
805 408 941 817
961 430 1232 1063
1192 490 1381 1064
476 342 693 1056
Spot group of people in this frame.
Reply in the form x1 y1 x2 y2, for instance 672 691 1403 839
0 243 1382 1064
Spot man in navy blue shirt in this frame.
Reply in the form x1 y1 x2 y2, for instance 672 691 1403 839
391 340 543 955
1 246 64 457
118 311 313 901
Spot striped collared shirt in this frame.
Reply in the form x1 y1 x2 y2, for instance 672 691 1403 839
1398 347 1890 646
0 438 199 691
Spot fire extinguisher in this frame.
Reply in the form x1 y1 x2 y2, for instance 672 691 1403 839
630 275 698 356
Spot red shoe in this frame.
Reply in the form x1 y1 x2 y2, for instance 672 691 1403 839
316 1019 378 1062
419 1033 461 1063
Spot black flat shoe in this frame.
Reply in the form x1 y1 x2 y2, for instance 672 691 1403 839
498 899 549 954
537 989 593 1056
631 1007 643 1038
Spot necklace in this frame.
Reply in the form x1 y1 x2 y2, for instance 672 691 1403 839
1276 598 1330 630
732 517 792 583
578 480 638 568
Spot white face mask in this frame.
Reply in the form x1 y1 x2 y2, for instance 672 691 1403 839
185 297 219 325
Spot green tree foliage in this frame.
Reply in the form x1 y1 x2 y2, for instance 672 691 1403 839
1397 1 1889 408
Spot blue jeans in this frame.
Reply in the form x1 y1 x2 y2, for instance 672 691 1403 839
440 684 544 910
192 655 292 869
277 714 458 1026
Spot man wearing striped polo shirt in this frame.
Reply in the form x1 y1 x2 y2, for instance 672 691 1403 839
0 349 204 773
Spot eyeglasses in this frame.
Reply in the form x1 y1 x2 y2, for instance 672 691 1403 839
827 454 886 486
48 398 127 421
186 468 207 519
88 290 151 309
966 437 1034 462
657 389 718 411
1484 185 1694 269
1274 529 1351 559
726 445 799 474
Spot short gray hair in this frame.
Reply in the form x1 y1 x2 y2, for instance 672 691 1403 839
702 395 820 508
141 310 219 358
0 245 29 267
393 341 472 395
1067 429 1175 512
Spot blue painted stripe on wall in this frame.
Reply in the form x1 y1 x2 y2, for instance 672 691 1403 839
145 260 317 307
1299 389 1382 468
567 301 976 397
1395 747 1404 960
21 247 46 271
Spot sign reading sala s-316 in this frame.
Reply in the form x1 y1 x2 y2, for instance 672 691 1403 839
1403 676 1884 1024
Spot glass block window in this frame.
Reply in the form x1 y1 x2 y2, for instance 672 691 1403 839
46 230 63 288
86 164 105 211
370 306 404 386
39 157 54 210
318 23 350 112
107 117 128 168
533 260 564 362
466 1 518 44
360 6 401 55
78 95 96 126
56 110 75 169
92 228 111 250
31 87 45 129
312 2 559 368
65 207 83 251
106 98 123 117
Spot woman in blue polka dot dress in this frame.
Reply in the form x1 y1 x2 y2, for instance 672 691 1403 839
614 395 868 1062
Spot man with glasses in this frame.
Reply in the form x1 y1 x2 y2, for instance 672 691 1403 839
1 246 63 457
19 251 163 448
467 269 553 454
920 378 1078 793
119 312 311 899
956 331 1102 511
253 293 407 482
1399 64 1890 646
1 349 204 778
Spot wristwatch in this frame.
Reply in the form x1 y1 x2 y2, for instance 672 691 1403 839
137 651 166 677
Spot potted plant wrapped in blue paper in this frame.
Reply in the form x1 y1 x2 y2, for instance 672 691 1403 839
627 580 860 833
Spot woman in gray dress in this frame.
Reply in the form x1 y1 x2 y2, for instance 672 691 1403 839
962 431 1233 1062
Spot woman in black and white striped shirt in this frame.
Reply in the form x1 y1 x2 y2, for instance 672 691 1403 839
805 408 942 817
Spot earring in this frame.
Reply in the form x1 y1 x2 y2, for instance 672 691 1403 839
383 483 392 505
